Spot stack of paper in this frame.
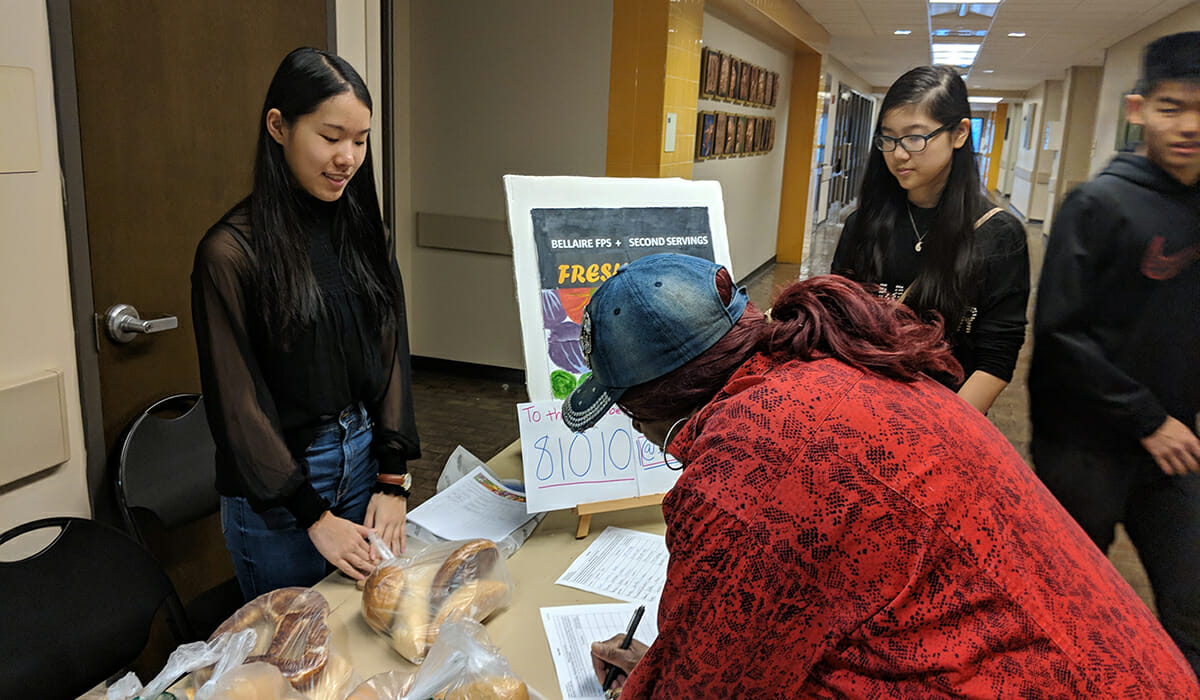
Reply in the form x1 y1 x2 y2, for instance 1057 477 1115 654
407 464 537 543
541 527 670 700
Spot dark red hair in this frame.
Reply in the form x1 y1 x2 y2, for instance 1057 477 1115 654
618 270 961 423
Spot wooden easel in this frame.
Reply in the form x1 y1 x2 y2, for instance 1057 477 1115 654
573 493 665 538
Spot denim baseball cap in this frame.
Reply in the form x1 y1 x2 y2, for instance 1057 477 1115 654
562 253 748 431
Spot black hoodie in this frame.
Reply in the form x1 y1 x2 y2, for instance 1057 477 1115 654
1030 153 1200 452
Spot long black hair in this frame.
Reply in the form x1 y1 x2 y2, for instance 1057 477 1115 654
840 65 986 331
251 47 400 339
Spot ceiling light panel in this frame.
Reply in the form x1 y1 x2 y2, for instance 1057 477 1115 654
931 43 982 66
932 29 989 37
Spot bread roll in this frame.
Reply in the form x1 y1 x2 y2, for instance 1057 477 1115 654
443 677 530 700
207 662 306 700
345 671 416 700
427 579 511 646
430 540 500 608
305 651 357 700
362 563 406 634
210 587 331 689
389 560 441 661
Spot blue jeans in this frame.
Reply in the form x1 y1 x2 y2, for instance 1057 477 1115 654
1032 436 1200 676
222 403 377 601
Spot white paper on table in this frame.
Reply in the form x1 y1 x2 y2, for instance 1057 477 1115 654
555 526 668 606
406 465 536 542
541 603 659 700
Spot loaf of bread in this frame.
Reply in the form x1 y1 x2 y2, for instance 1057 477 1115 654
427 579 510 646
429 539 501 608
210 587 332 689
361 539 512 663
304 651 357 700
442 676 530 700
361 563 406 634
388 560 441 661
344 670 417 700
200 662 306 700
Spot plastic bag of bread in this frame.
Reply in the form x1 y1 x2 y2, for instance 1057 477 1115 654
103 631 254 700
193 662 308 700
346 618 528 700
342 670 417 700
360 538 513 663
208 587 360 700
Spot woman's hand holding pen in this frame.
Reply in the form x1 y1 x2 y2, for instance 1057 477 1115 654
591 635 649 695
307 510 375 581
365 492 408 557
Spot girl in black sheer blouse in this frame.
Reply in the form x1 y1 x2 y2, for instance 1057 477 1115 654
192 47 419 599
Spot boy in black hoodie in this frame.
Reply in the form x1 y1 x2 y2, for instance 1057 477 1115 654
1030 31 1200 675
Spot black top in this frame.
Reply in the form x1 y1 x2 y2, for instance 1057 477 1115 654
832 202 1030 387
1030 153 1200 452
191 195 420 528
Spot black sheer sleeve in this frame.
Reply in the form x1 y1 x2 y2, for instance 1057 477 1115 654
368 256 421 494
830 211 858 276
968 211 1030 382
191 223 329 527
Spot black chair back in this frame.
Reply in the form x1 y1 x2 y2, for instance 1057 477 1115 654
0 517 174 699
114 393 242 641
117 394 218 533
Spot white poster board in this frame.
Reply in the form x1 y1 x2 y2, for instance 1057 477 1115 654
517 400 682 513
503 176 733 511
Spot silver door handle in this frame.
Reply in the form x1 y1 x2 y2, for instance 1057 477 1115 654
104 303 178 344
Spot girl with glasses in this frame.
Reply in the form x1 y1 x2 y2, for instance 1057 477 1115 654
832 65 1029 413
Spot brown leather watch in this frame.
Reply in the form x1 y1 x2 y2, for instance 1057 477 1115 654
376 472 412 496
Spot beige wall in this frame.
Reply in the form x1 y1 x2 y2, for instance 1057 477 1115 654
0 0 91 535
336 0 385 198
1047 65 1102 230
1012 79 1063 220
998 102 1020 195
1090 2 1200 177
824 54 874 97
391 1 415 296
406 0 612 369
693 12 792 279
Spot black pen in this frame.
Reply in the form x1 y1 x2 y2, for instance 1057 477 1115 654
603 604 646 692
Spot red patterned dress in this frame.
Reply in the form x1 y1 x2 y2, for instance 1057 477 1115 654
621 354 1199 699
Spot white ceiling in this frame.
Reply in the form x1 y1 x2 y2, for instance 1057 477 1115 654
795 0 1196 93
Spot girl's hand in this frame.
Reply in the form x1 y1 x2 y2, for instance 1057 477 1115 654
365 491 407 557
306 511 374 580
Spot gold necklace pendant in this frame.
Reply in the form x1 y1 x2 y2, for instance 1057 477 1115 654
907 204 927 253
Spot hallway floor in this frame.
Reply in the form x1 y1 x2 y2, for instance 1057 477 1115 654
404 200 1155 611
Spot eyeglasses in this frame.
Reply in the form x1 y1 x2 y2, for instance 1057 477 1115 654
873 122 955 153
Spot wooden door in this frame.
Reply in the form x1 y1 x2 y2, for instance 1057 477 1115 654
71 0 326 449
66 0 326 661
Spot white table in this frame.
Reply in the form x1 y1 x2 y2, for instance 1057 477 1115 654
314 440 667 698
